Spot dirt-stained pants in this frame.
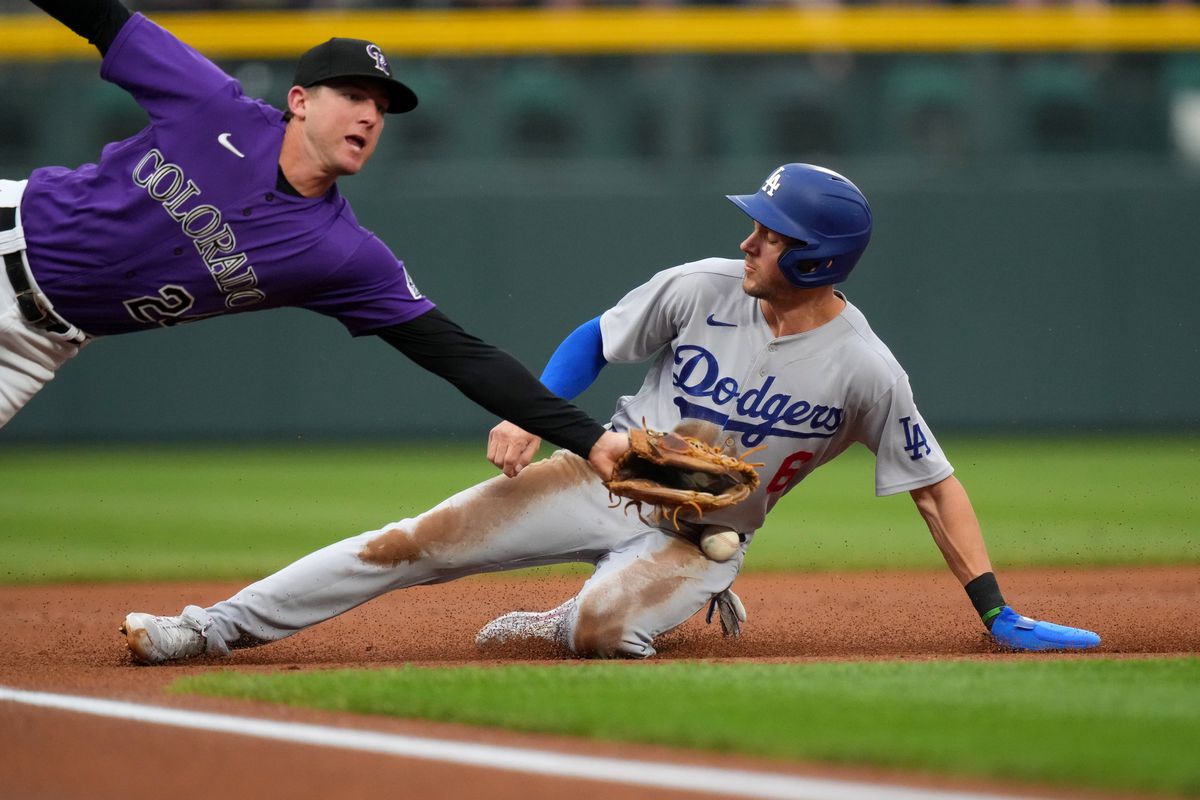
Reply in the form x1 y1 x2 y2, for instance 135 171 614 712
203 450 747 658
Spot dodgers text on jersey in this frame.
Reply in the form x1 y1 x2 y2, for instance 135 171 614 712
672 344 843 447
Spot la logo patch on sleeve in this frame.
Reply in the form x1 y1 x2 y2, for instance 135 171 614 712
900 416 932 460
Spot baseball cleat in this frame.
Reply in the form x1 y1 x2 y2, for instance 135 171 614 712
990 606 1101 651
120 606 211 665
475 599 575 649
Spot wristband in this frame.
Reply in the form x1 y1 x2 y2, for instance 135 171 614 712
980 606 1004 627
965 572 1006 629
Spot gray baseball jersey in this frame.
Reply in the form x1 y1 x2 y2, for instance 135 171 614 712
180 258 955 660
602 257 953 533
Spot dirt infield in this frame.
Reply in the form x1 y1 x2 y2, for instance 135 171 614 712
0 565 1195 800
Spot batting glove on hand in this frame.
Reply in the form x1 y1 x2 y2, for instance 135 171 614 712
990 606 1101 651
706 588 747 637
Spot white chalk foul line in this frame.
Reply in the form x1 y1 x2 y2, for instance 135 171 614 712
1 684 1037 800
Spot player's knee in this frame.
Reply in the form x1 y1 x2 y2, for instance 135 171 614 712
569 599 657 659
572 629 656 659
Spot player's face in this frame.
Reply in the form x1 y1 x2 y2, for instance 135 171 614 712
299 79 389 177
739 221 796 299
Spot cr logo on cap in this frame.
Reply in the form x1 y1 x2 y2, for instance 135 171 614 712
365 43 390 76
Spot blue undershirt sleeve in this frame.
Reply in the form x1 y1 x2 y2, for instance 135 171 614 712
539 316 608 400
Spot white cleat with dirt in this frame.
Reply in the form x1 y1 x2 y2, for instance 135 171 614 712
120 605 212 665
475 599 575 649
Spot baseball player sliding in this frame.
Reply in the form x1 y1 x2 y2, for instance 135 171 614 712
0 0 626 476
122 163 1100 663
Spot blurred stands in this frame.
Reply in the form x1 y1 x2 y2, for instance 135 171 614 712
0 1 1193 167
1167 54 1200 161
0 51 1184 169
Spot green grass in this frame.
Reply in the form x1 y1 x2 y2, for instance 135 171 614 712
9 436 1195 797
756 433 1200 571
174 657 1200 797
0 442 501 583
1 434 1196 583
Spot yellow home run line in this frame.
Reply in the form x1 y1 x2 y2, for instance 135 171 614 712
3 6 1200 60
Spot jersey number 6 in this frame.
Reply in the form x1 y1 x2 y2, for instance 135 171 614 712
766 450 814 493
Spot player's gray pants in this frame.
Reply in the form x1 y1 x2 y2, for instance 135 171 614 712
202 450 747 658
0 180 88 428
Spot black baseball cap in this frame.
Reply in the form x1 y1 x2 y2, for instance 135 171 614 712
292 37 418 114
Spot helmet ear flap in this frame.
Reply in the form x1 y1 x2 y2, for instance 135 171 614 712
778 249 835 287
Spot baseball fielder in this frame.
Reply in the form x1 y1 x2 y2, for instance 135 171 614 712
1 0 626 474
122 163 1100 663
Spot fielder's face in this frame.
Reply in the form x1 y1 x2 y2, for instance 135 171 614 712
292 79 389 178
739 221 795 300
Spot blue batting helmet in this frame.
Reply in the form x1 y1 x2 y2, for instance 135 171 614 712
726 163 873 288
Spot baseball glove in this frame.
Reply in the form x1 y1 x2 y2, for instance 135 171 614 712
604 424 764 529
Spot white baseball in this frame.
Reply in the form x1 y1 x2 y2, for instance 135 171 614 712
700 527 740 562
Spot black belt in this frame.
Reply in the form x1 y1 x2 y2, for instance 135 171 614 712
1 206 74 337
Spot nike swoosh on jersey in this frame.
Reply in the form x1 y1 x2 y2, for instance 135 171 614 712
217 133 245 159
706 314 737 327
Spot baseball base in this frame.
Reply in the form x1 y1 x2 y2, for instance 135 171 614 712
700 527 740 562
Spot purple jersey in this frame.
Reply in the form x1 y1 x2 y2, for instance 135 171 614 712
19 14 433 337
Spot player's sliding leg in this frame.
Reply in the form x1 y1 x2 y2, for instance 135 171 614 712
477 527 747 658
122 451 638 664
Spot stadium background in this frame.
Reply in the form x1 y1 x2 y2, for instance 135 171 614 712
0 3 1198 442
1 9 1197 797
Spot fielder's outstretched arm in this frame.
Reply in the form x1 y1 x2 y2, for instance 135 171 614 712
375 308 620 475
488 315 610 475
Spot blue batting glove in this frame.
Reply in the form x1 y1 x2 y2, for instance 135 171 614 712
990 606 1101 651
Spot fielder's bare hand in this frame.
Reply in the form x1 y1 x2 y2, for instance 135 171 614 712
586 430 629 482
489 424 628 480
488 421 543 477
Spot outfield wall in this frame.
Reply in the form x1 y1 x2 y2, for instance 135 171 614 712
1 46 1197 441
